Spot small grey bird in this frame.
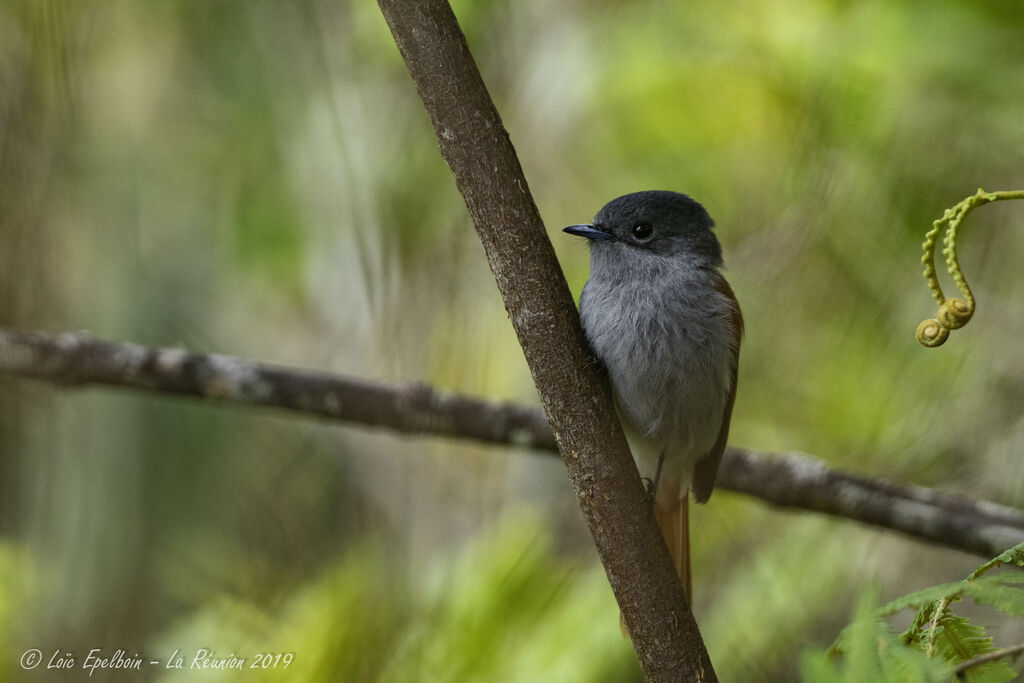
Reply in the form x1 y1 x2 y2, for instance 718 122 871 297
564 190 743 606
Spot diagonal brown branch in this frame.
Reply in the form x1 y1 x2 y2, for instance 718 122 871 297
2 326 1023 559
376 0 711 678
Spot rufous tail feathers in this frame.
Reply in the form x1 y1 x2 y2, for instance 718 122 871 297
655 491 691 603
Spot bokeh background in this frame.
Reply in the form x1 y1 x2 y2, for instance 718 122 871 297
2 0 1024 680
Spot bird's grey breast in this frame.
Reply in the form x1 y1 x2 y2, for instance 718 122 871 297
579 257 735 460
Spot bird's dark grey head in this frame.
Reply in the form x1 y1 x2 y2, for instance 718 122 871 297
564 190 722 266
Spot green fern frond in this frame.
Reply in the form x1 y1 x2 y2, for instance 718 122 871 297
901 601 945 647
896 541 1024 645
798 650 844 683
822 543 1024 683
931 614 994 661
929 615 1015 683
882 641 953 683
967 581 1024 619
877 582 965 617
969 572 1024 587
967 541 1024 581
843 593 887 683
807 590 952 683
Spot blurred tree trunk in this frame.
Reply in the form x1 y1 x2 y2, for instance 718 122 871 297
0 2 161 665
0 5 64 535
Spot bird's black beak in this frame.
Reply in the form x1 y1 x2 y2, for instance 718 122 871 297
563 224 614 241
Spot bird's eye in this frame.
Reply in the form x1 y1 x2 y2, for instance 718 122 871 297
632 223 654 241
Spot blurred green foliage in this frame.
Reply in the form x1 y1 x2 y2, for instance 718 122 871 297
2 0 1024 680
149 513 635 682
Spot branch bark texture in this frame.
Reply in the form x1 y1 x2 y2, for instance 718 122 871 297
3 326 1024 560
374 0 712 679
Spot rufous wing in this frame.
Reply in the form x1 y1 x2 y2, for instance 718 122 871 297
692 275 743 504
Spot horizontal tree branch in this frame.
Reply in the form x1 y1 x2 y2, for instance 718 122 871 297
2 326 1023 558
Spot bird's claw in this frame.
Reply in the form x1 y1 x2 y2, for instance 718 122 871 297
642 476 657 501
